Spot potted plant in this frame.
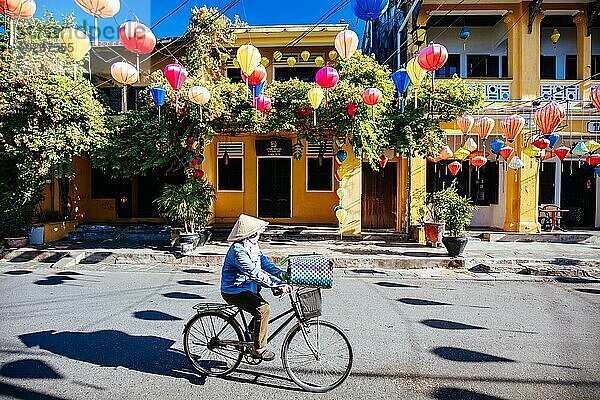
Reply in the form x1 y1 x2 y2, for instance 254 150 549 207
424 189 447 247
154 179 216 255
439 182 477 257
1 201 34 248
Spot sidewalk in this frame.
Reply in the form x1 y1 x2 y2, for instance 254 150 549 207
2 231 599 278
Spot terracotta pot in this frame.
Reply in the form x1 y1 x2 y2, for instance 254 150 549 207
424 223 444 247
5 237 29 248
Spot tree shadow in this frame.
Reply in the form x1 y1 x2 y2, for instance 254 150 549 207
177 280 212 286
432 387 507 400
162 292 205 300
0 359 63 379
181 269 211 274
133 310 182 321
421 319 487 330
79 252 112 265
0 382 71 400
34 276 77 286
398 298 451 306
4 270 32 275
18 330 204 384
432 347 515 363
374 282 420 288
574 288 600 295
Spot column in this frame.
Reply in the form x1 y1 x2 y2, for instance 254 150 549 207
574 11 592 99
340 150 362 236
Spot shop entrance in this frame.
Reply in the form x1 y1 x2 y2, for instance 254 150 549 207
258 158 291 218
362 162 397 229
560 161 596 228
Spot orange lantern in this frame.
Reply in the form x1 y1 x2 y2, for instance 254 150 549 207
501 114 525 143
75 0 120 18
535 101 565 135
448 161 462 176
439 145 453 160
591 86 600 111
470 155 487 169
119 21 156 55
499 146 514 161
475 117 495 141
0 0 36 18
457 115 474 135
427 155 442 163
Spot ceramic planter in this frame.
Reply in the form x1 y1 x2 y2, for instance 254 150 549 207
442 236 468 257
424 222 444 247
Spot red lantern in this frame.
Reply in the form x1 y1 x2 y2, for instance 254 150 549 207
533 137 550 150
346 103 358 116
193 170 205 179
457 115 474 135
586 154 600 166
119 21 156 55
475 117 494 141
379 154 389 169
254 94 272 114
501 114 525 143
295 106 312 116
499 146 514 160
535 101 565 135
417 42 448 92
448 161 462 176
362 88 382 119
553 146 570 161
470 155 487 169
241 65 267 86
591 85 600 111
427 155 442 163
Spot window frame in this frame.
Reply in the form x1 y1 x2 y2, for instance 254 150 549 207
305 155 334 193
466 54 500 78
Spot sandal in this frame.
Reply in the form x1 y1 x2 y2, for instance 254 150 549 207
251 348 276 361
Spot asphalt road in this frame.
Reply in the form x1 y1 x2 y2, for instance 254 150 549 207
0 265 598 400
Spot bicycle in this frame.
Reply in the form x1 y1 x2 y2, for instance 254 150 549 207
182 286 353 392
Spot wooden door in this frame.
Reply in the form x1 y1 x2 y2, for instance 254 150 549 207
258 158 291 218
362 162 397 229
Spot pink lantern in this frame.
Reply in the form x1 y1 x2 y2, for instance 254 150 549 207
241 64 267 86
254 94 272 114
164 63 188 91
417 42 448 92
315 67 339 89
362 88 382 119
346 103 358 116
119 21 156 55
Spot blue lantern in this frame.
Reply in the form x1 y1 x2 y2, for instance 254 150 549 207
459 26 470 50
391 68 411 112
336 150 348 164
490 138 505 155
248 81 265 98
351 0 389 48
547 133 560 148
150 86 167 122
596 165 600 178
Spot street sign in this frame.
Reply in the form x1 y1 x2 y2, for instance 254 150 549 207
588 121 600 133
255 138 292 157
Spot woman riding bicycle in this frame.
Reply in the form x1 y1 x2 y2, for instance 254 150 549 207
220 214 292 361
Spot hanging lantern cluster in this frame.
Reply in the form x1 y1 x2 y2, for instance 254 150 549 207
183 136 205 180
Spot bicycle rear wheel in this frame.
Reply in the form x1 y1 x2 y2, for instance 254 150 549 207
282 320 353 392
183 312 244 376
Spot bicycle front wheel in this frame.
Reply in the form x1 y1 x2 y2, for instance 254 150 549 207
183 312 243 376
282 320 353 392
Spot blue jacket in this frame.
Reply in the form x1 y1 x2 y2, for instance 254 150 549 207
220 242 287 294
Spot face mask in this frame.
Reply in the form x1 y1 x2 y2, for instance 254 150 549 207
248 233 260 244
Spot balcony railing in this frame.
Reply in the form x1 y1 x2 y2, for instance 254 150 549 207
462 80 511 102
540 81 580 101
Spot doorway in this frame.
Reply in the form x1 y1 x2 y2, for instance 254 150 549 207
560 161 596 228
362 162 397 229
258 158 291 218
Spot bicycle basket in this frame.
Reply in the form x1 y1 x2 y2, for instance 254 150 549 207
296 288 322 321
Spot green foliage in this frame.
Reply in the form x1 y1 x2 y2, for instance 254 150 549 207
427 182 477 236
154 180 216 233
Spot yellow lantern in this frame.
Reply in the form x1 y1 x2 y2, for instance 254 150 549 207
110 61 138 85
335 29 359 61
335 208 348 225
406 57 426 86
454 147 471 161
413 27 427 47
523 144 541 158
585 139 600 153
287 56 297 67
60 28 91 62
314 56 325 67
236 44 261 76
1 0 36 19
273 51 282 61
300 50 310 62
219 53 229 62
232 58 240 69
74 0 120 18
260 56 270 67
328 50 338 60
308 87 324 125
188 86 210 105
550 28 560 45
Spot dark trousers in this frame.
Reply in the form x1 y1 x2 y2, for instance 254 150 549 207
222 291 271 349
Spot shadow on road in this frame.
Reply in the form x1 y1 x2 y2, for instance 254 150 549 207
3 270 33 275
163 292 205 300
133 310 182 321
374 282 420 288
432 347 514 363
421 319 486 330
0 359 62 379
222 368 303 392
432 387 506 400
0 382 71 400
177 280 212 286
574 288 600 295
18 330 203 384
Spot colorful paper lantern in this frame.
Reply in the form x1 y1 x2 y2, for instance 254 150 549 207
336 187 347 200
535 101 565 135
110 61 138 85
74 0 119 18
362 88 382 118
241 64 267 86
508 155 525 171
328 50 338 60
532 137 550 150
464 138 477 152
457 115 474 135
439 145 453 160
335 150 348 164
595 165 600 178
335 29 359 61
287 57 297 67
448 161 462 176
585 139 600 153
150 85 167 122
254 94 272 114
350 0 388 20
379 154 389 169
314 56 325 67
470 155 487 169
406 57 426 86
523 144 542 158
550 28 561 45
586 154 600 166
417 42 448 92
475 117 495 141
119 21 156 55
1 0 36 19
308 87 324 125
499 146 514 161
188 86 210 105
489 138 505 155
501 114 525 143
572 141 589 157
590 85 600 110
454 147 471 161
300 50 310 62
459 26 470 50
391 68 410 112
232 58 240 69
315 67 339 89
260 56 270 67
60 28 91 62
248 81 265 98
335 208 348 225
273 51 282 61
237 44 261 76
346 103 358 117
553 146 570 161
163 63 188 90
547 133 560 148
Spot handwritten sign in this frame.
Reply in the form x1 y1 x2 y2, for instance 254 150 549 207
255 139 292 157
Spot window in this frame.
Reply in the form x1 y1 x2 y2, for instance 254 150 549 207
540 55 556 79
218 158 243 191
100 87 122 113
274 67 319 82
307 157 333 191
565 55 577 80
127 86 145 111
592 55 600 77
436 54 460 78
226 68 243 83
467 55 499 78
501 56 508 78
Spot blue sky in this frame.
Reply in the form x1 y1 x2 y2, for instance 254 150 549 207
35 1 365 41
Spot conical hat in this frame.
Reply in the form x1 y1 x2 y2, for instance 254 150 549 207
227 214 269 242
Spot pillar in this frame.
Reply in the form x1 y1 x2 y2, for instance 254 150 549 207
340 150 361 236
574 11 592 99
399 154 426 232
